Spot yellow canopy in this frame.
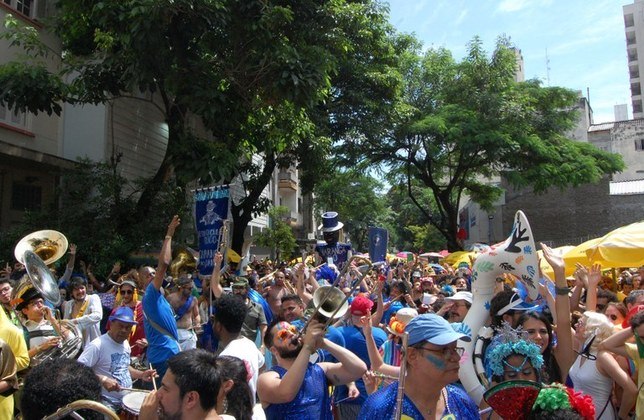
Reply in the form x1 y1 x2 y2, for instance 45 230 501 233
443 251 476 268
586 221 644 268
538 245 575 277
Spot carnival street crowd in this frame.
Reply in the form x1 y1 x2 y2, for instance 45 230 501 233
0 212 643 419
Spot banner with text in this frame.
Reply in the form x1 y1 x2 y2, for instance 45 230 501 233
194 186 229 276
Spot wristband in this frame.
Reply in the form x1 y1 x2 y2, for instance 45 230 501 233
554 286 571 296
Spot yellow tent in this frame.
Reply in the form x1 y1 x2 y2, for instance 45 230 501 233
443 251 476 268
586 221 644 268
538 245 575 277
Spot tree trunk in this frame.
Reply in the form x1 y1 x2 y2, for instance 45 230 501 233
229 153 278 256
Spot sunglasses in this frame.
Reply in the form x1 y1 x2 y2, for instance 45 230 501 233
121 290 134 295
276 325 298 342
608 314 618 321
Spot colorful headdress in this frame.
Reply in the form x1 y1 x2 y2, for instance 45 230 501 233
486 323 543 380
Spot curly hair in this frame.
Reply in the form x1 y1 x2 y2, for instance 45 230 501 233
217 356 253 420
581 311 614 350
214 293 248 334
21 359 102 420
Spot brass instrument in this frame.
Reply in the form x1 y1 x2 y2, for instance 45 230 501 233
42 399 119 420
297 255 373 337
170 247 198 279
12 237 83 363
14 229 68 265
393 332 409 420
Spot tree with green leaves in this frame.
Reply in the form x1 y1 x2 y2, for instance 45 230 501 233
313 167 389 251
352 36 624 251
1 0 402 257
0 159 184 276
254 206 297 262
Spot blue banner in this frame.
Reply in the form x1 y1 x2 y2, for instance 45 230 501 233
194 186 229 276
368 227 388 262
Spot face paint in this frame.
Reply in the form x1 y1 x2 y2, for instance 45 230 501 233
424 352 447 370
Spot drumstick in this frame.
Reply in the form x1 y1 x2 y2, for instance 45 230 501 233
120 388 151 393
149 362 158 391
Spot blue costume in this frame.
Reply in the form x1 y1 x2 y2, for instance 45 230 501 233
315 242 352 269
142 283 180 379
357 382 479 420
381 299 404 325
332 325 387 409
264 363 332 420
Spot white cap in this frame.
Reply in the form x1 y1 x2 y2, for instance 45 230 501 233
422 293 438 306
444 291 473 304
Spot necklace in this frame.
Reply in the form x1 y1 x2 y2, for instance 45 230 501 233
442 388 450 416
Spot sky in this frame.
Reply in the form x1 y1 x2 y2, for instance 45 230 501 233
386 0 631 124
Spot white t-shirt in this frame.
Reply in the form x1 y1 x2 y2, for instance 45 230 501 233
63 294 103 348
219 336 265 405
78 333 132 408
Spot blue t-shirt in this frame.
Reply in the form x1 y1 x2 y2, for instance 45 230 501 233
142 283 180 364
333 325 387 405
264 363 332 420
358 382 479 419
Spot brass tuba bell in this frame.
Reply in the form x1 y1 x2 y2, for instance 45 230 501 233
14 230 68 266
170 247 198 279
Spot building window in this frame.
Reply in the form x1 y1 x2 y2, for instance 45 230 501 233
11 182 42 211
630 66 640 79
625 13 635 28
0 104 27 128
2 0 46 20
636 139 644 151
632 82 642 96
628 49 639 62
633 100 643 114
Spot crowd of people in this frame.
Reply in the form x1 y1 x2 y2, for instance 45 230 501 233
0 212 642 419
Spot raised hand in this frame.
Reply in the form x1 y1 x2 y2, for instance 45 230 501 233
167 215 181 237
540 243 564 274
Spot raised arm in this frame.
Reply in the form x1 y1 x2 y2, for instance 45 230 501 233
598 326 633 358
210 252 224 298
541 243 575 376
356 315 399 377
58 244 77 285
152 215 180 291
584 263 602 312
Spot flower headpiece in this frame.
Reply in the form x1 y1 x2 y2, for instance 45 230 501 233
486 322 543 379
532 383 595 420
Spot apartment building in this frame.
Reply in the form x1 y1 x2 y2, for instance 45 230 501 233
0 2 315 255
624 0 644 118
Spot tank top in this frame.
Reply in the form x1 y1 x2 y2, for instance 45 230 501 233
568 353 615 419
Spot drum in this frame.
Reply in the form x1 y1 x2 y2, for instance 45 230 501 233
122 391 147 420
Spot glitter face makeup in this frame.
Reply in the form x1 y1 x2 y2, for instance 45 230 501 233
275 322 298 342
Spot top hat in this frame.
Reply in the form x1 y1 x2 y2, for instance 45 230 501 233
318 212 344 233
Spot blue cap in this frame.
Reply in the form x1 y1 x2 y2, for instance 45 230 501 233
406 313 471 346
497 292 539 316
109 306 138 325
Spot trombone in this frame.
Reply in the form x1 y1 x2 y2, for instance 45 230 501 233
296 255 373 338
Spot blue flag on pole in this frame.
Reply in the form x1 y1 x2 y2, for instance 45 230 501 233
368 227 388 262
194 186 229 276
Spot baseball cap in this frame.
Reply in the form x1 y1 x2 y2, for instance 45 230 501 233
406 313 471 346
445 291 473 304
387 307 419 336
109 306 138 325
350 294 373 316
497 292 538 316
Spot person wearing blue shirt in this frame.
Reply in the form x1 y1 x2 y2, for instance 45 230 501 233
142 215 181 380
358 314 479 420
333 294 388 420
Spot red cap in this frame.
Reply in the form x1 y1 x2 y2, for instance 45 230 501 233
350 294 374 316
622 304 644 329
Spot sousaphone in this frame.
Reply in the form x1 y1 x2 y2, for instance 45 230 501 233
14 229 68 266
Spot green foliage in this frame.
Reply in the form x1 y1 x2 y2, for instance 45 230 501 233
358 35 624 251
0 159 186 277
313 167 388 251
254 206 298 261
